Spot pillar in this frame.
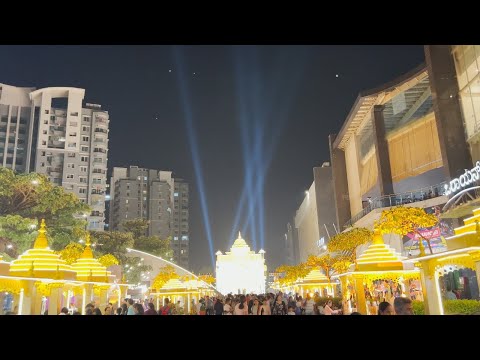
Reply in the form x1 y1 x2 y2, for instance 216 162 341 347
33 288 43 315
403 279 411 299
48 287 61 315
99 288 108 310
17 289 25 315
156 296 160 311
187 293 191 315
329 134 351 229
353 274 367 315
425 45 472 179
372 105 394 196
474 260 480 297
419 260 443 315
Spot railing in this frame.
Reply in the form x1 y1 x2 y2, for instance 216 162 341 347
343 181 447 229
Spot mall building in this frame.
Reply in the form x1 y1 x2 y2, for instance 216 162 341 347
329 45 480 255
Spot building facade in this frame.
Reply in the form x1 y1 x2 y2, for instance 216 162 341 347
215 232 267 295
329 45 475 255
284 221 299 265
294 163 336 263
0 84 110 231
109 166 190 269
0 83 36 173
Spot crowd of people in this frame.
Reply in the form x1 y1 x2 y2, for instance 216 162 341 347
48 291 414 315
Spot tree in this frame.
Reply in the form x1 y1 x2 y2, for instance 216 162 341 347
98 254 120 268
375 206 438 254
0 215 37 257
327 227 372 270
152 265 179 291
198 274 215 285
91 231 134 264
56 242 85 265
275 263 310 286
306 254 339 282
134 235 172 258
0 168 90 251
121 219 149 238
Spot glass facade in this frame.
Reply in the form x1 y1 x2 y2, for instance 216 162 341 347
453 45 480 161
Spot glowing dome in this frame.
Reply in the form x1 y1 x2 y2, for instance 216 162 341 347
356 230 406 271
232 232 249 249
299 269 330 284
9 219 76 280
71 233 114 283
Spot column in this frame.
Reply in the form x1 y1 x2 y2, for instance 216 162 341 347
187 293 191 315
156 296 160 311
425 45 472 179
48 287 61 315
353 274 367 315
418 260 443 315
474 259 480 297
329 134 351 229
372 105 394 196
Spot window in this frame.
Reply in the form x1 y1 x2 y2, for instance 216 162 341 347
182 235 189 241
174 192 179 197
70 122 78 127
69 132 77 137
42 130 47 135
70 112 78 117
42 141 46 146
83 116 90 122
68 153 75 158
82 136 89 142
41 151 46 156
50 116 56 121
181 250 185 255
66 174 74 179
143 197 147 201
79 177 87 183
81 156 88 162
45 110 49 114
125 199 129 204
93 158 102 163
81 146 89 152
92 178 102 184
68 143 76 148
174 236 179 241
143 190 147 194
82 126 90 132
79 188 87 194
40 162 45 167
80 166 87 172
44 120 48 125
67 163 75 169
144 176 147 181
137 176 141 180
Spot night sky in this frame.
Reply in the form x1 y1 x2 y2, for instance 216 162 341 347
0 45 425 272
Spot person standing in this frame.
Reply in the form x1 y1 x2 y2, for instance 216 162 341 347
393 297 414 315
144 303 157 315
214 298 224 315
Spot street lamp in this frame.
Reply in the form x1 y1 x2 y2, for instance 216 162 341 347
31 180 39 185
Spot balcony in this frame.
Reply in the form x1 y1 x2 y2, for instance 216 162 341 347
94 128 108 134
343 182 448 229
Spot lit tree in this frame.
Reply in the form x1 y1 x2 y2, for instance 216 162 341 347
56 242 85 265
375 206 438 254
152 265 179 291
327 227 372 270
306 254 339 282
98 254 120 268
276 263 310 286
198 274 215 285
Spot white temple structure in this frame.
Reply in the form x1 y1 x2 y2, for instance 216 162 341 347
215 232 267 295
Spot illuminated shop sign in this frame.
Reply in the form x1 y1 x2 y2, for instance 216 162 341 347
444 161 480 196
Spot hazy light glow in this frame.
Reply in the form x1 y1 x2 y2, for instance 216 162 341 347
173 46 216 268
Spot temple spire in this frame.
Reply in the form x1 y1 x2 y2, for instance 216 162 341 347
33 219 48 249
238 231 242 239
81 232 94 259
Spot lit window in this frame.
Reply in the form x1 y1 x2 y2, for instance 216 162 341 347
144 176 147 181
174 192 179 197
174 236 179 241
126 199 129 204
181 235 189 241
181 250 185 254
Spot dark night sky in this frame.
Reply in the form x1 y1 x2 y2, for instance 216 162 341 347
0 45 425 272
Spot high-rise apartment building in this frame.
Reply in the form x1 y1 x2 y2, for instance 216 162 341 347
0 84 109 231
110 166 190 269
